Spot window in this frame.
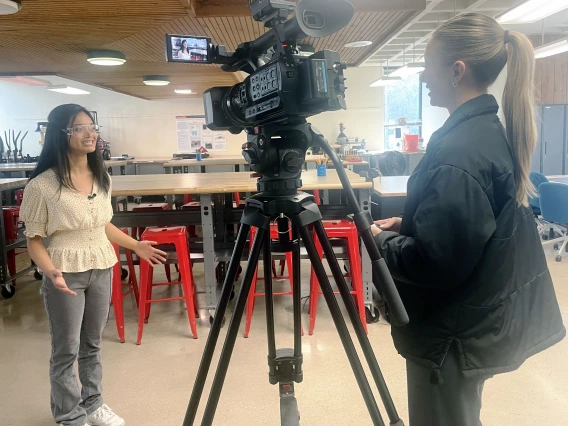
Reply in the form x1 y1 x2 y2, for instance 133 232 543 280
383 74 422 150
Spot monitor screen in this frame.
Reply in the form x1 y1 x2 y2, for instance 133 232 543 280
165 34 211 64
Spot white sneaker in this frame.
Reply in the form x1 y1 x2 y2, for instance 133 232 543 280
86 404 125 426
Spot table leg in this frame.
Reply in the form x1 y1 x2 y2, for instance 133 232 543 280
200 194 217 309
164 166 173 207
359 188 373 307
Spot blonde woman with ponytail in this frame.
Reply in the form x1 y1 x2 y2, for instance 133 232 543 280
372 13 565 426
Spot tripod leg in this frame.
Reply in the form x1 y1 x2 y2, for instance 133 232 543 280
183 224 251 426
313 221 404 426
291 227 303 359
264 230 276 359
200 227 267 425
299 225 386 426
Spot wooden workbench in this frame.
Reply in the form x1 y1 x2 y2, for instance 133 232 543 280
372 176 409 220
112 169 371 197
111 169 373 312
0 160 128 176
373 176 409 197
0 177 28 190
0 164 36 173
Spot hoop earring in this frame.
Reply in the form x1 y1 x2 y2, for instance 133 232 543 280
453 81 459 88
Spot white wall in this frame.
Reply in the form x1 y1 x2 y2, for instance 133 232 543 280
421 67 508 143
0 67 384 158
0 77 245 158
310 66 384 151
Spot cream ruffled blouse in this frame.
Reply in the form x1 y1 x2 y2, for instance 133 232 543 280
20 169 117 273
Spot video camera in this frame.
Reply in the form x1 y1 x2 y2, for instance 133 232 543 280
167 0 354 135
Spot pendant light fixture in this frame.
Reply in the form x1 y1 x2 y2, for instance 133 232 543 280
0 0 21 15
143 75 171 86
87 50 126 66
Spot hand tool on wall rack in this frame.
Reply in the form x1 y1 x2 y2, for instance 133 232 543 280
19 131 27 161
13 130 21 162
0 134 5 161
5 131 11 162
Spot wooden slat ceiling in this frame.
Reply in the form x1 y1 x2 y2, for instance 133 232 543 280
0 0 421 100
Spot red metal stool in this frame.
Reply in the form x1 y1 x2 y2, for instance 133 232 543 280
245 226 303 338
131 203 177 281
137 226 198 344
111 228 140 343
3 207 23 284
309 220 367 335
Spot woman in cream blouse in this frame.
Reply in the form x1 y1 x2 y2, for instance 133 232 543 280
20 104 167 426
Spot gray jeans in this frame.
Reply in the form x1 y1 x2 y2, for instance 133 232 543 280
42 268 112 426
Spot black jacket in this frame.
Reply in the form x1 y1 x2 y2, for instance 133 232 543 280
375 95 565 378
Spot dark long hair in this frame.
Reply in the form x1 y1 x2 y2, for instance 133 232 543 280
181 39 189 53
30 104 110 193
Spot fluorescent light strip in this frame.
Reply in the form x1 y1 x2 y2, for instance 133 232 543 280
370 76 402 87
389 63 425 78
497 0 568 24
534 38 568 59
47 85 90 95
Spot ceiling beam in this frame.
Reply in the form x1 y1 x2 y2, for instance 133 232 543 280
179 0 197 17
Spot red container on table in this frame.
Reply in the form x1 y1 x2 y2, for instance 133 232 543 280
405 134 419 152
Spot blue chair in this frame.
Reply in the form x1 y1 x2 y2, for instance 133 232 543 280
539 182 568 262
529 171 549 215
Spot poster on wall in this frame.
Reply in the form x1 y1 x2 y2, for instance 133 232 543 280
176 115 227 152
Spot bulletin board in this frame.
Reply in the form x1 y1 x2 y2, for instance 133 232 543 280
176 115 227 152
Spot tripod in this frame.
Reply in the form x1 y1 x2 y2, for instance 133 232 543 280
183 124 407 426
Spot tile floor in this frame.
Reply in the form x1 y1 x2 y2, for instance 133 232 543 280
1 248 567 426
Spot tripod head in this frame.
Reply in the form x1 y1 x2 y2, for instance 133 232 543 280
242 121 311 194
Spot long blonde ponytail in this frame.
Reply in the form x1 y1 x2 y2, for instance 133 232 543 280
433 13 537 206
502 31 537 206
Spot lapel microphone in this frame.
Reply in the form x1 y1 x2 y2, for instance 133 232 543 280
88 193 97 200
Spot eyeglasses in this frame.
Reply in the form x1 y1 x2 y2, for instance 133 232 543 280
62 124 101 136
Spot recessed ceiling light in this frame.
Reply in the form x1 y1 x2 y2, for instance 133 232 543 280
143 75 170 86
47 85 90 95
345 41 373 48
175 89 193 94
0 0 21 15
87 50 126 66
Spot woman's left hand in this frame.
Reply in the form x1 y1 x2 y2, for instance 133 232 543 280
371 225 382 237
135 241 168 266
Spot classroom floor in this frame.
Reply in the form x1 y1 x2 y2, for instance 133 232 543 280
1 248 567 426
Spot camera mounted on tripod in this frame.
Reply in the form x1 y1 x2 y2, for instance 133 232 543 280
199 0 354 186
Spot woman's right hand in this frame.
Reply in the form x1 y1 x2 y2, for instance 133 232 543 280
48 269 77 296
374 217 403 233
